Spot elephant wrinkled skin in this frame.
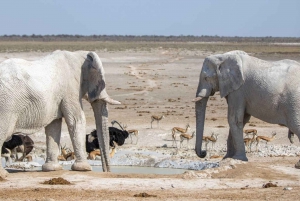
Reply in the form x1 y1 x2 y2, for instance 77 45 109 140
194 50 300 167
0 50 120 177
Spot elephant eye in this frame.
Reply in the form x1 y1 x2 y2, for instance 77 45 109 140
205 76 215 82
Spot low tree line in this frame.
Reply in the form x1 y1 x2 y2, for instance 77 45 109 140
0 34 299 43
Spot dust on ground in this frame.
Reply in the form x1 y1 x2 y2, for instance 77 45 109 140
1 47 300 200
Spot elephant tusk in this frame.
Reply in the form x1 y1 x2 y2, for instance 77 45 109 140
192 97 203 102
103 97 121 105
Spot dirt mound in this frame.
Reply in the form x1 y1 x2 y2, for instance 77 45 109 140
0 176 6 182
134 192 157 197
42 177 72 185
263 182 278 188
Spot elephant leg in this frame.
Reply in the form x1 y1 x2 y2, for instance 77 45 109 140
295 160 300 169
63 109 91 171
223 129 234 159
224 113 250 159
42 118 63 171
225 98 248 161
0 122 17 177
286 125 300 168
243 114 251 153
288 129 295 144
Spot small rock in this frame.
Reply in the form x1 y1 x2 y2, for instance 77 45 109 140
283 187 293 190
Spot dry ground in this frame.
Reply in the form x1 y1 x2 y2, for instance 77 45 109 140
0 44 300 200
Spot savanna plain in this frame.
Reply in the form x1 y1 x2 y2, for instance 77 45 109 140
1 41 300 200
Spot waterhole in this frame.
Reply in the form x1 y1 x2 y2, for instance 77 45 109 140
63 164 186 175
2 159 186 175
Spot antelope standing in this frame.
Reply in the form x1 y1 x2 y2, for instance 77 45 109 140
179 131 195 148
123 124 139 144
255 131 276 152
57 145 67 161
244 132 257 153
244 129 257 138
171 124 190 147
202 132 219 150
151 115 165 128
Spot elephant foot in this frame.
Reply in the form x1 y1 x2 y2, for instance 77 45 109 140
232 154 248 162
71 160 92 171
42 162 63 172
0 168 9 178
295 161 300 169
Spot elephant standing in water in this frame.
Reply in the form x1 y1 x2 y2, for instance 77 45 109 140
0 50 120 177
194 50 300 168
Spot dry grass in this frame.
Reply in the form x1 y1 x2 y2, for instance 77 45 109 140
0 41 300 53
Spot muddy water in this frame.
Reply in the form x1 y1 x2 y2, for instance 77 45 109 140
63 164 186 175
2 159 186 175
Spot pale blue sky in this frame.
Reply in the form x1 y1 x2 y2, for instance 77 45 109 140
0 0 299 37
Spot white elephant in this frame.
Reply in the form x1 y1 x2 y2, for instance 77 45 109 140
0 50 120 177
194 50 300 168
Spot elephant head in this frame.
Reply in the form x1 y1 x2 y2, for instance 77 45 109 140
83 52 120 172
194 51 245 158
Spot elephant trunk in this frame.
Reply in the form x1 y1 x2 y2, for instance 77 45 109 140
195 97 208 158
91 99 110 172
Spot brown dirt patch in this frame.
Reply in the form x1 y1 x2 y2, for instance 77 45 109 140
263 182 278 188
134 192 158 197
42 177 72 185
212 160 298 180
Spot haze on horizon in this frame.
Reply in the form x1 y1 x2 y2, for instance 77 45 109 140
0 0 299 37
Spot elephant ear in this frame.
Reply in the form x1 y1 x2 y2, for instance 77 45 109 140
86 52 120 105
86 52 106 102
216 54 245 98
